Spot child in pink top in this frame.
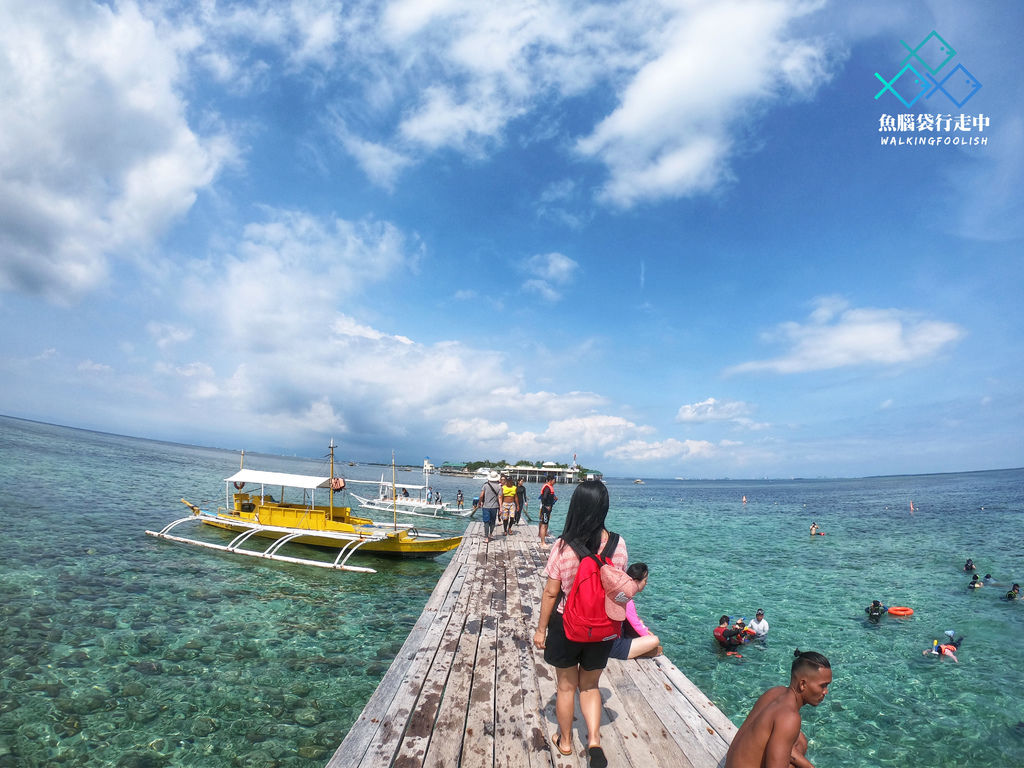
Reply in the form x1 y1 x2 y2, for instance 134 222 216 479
609 563 662 660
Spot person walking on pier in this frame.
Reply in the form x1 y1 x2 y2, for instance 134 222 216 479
515 477 527 525
533 480 628 768
478 471 501 542
538 474 557 548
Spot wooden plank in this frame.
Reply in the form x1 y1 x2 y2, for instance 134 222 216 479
392 545 485 767
626 660 729 768
601 661 695 768
651 657 738 741
360 557 477 767
328 527 480 768
512 540 586 768
501 541 550 768
460 543 500 768
493 544 535 768
420 546 490 768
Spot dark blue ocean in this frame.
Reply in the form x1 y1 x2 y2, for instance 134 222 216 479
1 416 1022 767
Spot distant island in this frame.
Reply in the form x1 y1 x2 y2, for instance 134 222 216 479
438 459 601 484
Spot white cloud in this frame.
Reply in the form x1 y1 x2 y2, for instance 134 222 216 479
606 438 716 462
576 0 836 206
443 413 654 459
728 298 966 374
0 0 232 302
330 118 413 189
676 397 751 422
78 360 112 374
522 252 579 301
147 322 194 349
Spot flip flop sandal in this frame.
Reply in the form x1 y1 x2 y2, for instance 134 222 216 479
588 745 608 768
551 733 573 756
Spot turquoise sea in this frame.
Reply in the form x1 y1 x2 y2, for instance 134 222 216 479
1 416 1022 767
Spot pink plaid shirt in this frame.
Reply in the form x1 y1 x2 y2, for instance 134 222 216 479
544 532 629 613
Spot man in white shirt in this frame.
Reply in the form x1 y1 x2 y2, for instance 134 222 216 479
750 608 769 638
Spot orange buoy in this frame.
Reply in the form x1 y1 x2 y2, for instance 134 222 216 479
887 606 914 616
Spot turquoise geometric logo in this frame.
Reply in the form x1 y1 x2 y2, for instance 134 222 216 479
874 31 982 108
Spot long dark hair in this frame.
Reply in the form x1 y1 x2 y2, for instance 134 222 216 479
558 480 610 553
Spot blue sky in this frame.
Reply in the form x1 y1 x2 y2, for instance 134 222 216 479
1 0 1021 478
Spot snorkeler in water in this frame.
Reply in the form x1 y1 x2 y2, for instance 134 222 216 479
923 631 963 662
865 600 887 620
969 574 983 589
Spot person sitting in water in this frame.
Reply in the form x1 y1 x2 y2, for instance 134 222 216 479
608 563 662 660
1007 583 1020 601
923 631 962 662
749 609 769 639
865 600 888 619
714 616 748 648
963 558 976 572
969 574 983 589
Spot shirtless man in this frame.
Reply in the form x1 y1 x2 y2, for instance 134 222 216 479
724 649 831 768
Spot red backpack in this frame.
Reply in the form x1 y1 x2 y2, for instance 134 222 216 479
562 533 622 642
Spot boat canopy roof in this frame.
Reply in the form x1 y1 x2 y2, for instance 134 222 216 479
225 469 332 490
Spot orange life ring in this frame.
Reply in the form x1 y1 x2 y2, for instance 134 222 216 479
330 477 345 491
888 606 913 616
233 481 245 490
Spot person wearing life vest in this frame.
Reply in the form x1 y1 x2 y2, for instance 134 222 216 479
865 600 888 620
538 474 558 549
923 632 962 662
533 480 629 768
1007 583 1020 600
714 616 745 648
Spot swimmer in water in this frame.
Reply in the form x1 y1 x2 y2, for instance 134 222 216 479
1007 583 1020 601
923 631 962 662
968 574 983 589
865 600 887 620
963 558 976 572
809 522 818 536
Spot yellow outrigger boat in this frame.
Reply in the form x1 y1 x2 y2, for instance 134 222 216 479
145 445 462 573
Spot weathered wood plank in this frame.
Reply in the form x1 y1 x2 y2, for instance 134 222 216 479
601 660 696 768
420 547 489 768
392 548 483 767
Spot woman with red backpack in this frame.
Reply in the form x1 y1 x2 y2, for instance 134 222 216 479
533 480 629 768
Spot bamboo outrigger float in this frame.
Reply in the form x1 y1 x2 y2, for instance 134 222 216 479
145 443 462 572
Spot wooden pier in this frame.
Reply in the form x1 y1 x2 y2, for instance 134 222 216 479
327 522 735 768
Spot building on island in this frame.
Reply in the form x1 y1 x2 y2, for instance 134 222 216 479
438 460 600 484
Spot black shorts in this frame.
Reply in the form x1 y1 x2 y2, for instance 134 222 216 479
539 505 552 524
543 611 613 671
609 636 632 660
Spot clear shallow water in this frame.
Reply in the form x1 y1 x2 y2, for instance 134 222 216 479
1 416 1022 767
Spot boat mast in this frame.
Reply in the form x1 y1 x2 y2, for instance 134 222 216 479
329 439 335 518
392 451 398 530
